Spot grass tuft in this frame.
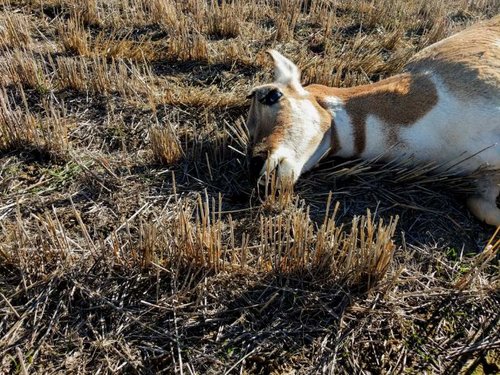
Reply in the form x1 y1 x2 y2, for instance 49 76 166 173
0 0 498 373
149 123 183 166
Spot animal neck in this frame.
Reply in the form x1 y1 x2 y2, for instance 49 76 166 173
307 72 439 160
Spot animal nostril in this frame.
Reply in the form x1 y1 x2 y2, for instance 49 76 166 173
248 155 266 183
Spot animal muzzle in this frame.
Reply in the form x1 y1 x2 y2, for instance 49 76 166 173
247 153 266 184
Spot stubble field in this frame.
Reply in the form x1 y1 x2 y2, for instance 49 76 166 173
0 0 499 373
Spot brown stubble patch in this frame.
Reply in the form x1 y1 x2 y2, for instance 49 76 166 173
1 1 499 374
149 123 183 166
0 12 33 49
0 86 70 159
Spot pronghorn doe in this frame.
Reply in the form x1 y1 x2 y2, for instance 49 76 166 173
246 16 500 226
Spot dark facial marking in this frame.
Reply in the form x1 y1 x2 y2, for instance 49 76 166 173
259 89 283 106
247 153 266 183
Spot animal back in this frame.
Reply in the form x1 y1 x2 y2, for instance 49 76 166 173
406 15 500 101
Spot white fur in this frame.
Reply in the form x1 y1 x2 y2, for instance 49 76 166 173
362 114 388 160
250 44 500 225
260 96 324 182
259 145 299 184
319 75 500 173
320 97 356 158
302 129 331 173
267 50 307 95
398 75 500 172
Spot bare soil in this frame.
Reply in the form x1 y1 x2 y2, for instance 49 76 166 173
0 1 499 374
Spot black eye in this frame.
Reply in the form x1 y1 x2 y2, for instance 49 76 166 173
259 89 283 105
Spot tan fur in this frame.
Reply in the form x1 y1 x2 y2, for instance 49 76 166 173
268 104 292 151
407 15 500 101
308 73 438 154
305 16 500 155
246 17 500 225
247 85 294 155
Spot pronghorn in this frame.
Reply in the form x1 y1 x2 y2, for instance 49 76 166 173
246 16 500 226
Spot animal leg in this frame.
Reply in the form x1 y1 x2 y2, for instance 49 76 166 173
467 177 500 226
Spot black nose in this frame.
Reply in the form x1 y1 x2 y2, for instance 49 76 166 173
248 154 266 183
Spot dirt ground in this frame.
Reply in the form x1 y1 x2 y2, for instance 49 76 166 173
0 0 499 373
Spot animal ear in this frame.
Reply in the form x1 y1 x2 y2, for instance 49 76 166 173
266 49 303 91
246 89 256 100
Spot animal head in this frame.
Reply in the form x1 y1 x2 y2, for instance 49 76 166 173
246 50 332 185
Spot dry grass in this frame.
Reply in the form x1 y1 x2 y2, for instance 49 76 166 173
0 12 33 49
149 123 183 166
1 0 499 373
0 86 69 158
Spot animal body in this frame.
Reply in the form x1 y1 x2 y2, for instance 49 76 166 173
246 15 500 226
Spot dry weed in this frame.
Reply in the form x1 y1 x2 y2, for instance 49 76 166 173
149 123 183 165
57 15 90 56
0 88 69 157
0 0 498 373
0 12 33 49
0 49 50 90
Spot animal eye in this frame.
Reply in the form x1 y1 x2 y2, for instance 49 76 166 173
259 89 283 105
